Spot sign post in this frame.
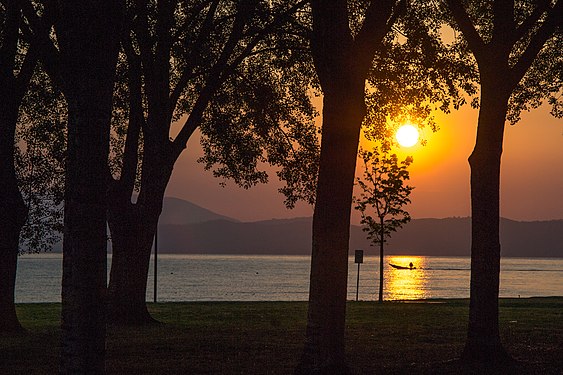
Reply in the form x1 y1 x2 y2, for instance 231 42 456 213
354 250 364 301
153 224 158 303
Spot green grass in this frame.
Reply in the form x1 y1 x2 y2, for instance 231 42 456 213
1 298 562 374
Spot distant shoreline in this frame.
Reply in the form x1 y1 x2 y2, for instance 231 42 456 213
21 251 563 258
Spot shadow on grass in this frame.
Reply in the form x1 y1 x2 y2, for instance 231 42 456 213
1 299 561 374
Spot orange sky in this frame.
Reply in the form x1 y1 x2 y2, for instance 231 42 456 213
166 102 562 223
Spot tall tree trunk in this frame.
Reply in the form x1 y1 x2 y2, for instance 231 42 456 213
296 2 398 372
57 1 122 373
0 98 28 334
296 89 365 374
107 198 163 325
107 153 172 325
462 78 511 363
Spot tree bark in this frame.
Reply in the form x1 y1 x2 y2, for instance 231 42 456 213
107 194 168 325
0 96 28 335
296 89 365 375
296 1 399 372
107 150 173 325
107 205 156 325
462 77 511 363
57 1 123 373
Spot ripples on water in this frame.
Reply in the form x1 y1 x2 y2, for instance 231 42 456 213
15 254 563 303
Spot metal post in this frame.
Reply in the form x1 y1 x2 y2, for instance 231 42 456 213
354 249 363 301
356 262 361 302
153 224 158 303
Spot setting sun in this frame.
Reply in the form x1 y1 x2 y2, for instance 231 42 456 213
396 124 419 147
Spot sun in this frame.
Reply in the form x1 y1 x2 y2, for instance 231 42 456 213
396 124 419 147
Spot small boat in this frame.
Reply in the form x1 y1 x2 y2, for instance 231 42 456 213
389 263 416 270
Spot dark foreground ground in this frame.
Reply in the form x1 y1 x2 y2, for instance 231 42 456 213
1 298 562 374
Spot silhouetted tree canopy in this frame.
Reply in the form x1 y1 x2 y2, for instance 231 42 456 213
354 147 413 246
109 0 319 207
15 67 65 253
441 0 562 365
443 0 562 124
105 0 321 325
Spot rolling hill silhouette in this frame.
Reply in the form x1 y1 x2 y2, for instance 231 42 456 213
46 197 562 257
159 196 240 225
156 198 562 258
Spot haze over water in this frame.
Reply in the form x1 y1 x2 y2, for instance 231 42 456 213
16 254 563 303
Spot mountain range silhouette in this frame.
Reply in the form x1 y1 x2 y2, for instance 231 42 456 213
154 197 562 258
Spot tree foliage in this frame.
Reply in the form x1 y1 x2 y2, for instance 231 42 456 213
109 0 319 207
15 67 65 254
362 1 479 144
443 0 562 124
105 0 320 325
440 0 562 364
354 146 413 247
354 145 413 302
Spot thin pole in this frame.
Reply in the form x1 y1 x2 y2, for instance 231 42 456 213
356 262 361 301
379 218 384 302
153 224 158 303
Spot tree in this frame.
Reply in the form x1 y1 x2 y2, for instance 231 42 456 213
15 67 65 255
106 0 318 325
0 0 54 334
55 0 124 372
295 0 479 370
354 146 413 302
444 0 562 364
295 2 408 373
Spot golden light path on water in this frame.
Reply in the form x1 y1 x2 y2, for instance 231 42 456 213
385 256 429 300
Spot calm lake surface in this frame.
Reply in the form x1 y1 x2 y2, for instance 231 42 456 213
15 254 563 303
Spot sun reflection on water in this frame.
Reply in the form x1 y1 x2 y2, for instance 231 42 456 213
385 256 429 300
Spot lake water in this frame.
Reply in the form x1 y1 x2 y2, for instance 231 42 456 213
15 254 563 303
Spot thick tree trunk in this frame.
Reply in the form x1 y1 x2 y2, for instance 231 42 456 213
0 99 28 335
57 1 122 373
462 80 511 363
296 89 365 374
107 153 172 325
107 197 162 325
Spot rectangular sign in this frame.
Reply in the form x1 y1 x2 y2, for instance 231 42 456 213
354 249 364 264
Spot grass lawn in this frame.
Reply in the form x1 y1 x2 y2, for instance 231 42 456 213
1 298 562 374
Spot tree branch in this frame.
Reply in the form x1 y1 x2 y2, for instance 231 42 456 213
171 0 255 156
310 0 353 89
509 0 562 86
513 0 551 42
119 33 145 199
172 0 308 158
171 0 215 41
492 0 515 46
353 0 403 77
19 0 62 90
445 0 486 58
133 0 156 98
153 0 173 118
14 41 38 100
169 0 220 114
0 0 21 78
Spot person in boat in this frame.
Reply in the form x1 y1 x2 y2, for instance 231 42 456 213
409 262 414 269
